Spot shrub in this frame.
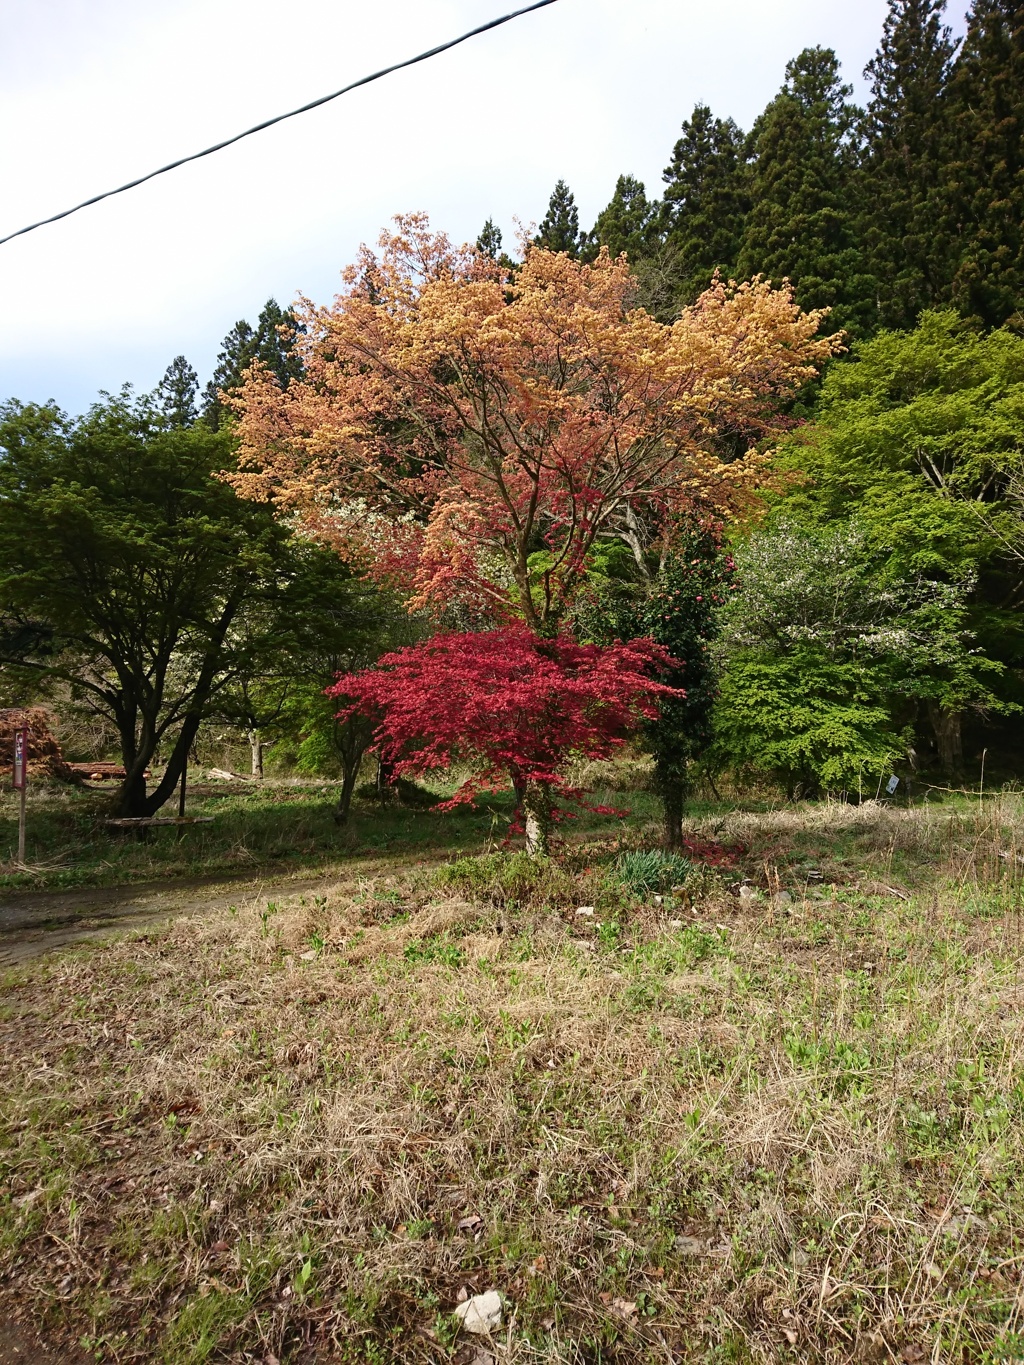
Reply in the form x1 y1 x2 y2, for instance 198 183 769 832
433 851 578 908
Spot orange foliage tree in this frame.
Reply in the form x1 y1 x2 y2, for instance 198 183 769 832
228 216 841 631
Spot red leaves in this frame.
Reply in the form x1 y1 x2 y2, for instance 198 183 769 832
329 626 682 808
679 837 745 868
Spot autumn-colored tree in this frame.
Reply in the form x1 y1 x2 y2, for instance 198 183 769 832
229 216 840 633
330 627 677 853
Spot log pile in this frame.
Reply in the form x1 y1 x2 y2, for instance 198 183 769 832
0 707 78 782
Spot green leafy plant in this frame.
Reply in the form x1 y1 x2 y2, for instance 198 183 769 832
613 849 694 897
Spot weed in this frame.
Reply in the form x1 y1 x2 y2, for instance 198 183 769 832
612 847 694 896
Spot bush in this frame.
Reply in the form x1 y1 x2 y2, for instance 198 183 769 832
433 851 578 907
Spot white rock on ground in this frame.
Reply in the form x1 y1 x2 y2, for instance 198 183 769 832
454 1290 504 1335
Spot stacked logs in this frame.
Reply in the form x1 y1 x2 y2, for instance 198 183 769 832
0 707 78 782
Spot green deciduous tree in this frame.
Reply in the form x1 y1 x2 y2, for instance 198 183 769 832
0 390 322 818
712 522 1003 792
772 310 1024 772
739 48 875 337
861 0 959 330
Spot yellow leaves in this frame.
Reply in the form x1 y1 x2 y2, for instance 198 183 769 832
226 215 839 625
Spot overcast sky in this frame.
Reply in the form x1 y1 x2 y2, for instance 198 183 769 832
0 0 968 415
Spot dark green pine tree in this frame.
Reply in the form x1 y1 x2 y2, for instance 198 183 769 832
860 0 959 331
534 180 581 256
202 319 255 429
581 174 661 263
738 48 875 337
155 355 198 428
943 0 1024 328
660 105 750 304
252 298 305 389
202 299 304 428
476 218 503 258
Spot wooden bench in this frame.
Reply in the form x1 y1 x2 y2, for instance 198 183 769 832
103 817 214 829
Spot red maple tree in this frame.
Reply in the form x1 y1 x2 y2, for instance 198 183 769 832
329 626 679 852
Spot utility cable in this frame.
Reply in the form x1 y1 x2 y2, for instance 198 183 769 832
0 0 560 248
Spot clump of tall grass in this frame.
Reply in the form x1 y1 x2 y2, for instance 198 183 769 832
613 848 694 896
433 849 578 907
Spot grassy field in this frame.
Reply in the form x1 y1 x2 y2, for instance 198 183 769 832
1 790 1023 1362
0 775 665 892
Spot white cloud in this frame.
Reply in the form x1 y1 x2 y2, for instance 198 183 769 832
0 0 960 412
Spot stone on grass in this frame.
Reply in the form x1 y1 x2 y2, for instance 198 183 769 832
454 1290 503 1335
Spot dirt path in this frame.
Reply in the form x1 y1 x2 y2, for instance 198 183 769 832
0 1317 90 1364
0 869 338 967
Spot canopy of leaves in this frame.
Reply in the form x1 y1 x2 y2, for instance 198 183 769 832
0 391 316 816
711 521 1006 791
330 626 677 813
776 310 1024 590
229 216 839 634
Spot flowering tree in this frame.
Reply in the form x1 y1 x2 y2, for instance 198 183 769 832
329 627 679 853
229 216 840 630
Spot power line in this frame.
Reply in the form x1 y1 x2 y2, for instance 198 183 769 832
0 0 561 249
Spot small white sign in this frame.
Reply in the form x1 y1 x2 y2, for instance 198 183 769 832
885 774 899 795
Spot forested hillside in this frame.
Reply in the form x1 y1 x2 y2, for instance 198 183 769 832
564 0 1022 335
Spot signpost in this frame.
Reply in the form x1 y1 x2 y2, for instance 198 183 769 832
13 725 27 863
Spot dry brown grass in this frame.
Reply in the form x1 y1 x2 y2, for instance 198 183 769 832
1 795 1023 1363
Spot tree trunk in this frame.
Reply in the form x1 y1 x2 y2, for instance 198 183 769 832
661 776 684 850
247 729 265 780
335 751 364 826
115 765 150 819
111 592 243 818
926 701 964 778
335 767 358 825
376 755 396 805
522 781 552 856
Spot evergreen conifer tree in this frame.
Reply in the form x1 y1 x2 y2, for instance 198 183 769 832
202 299 304 428
202 319 255 429
660 105 750 304
582 175 660 262
535 180 581 256
476 218 503 258
861 0 958 330
155 355 198 428
738 48 875 336
943 0 1024 328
